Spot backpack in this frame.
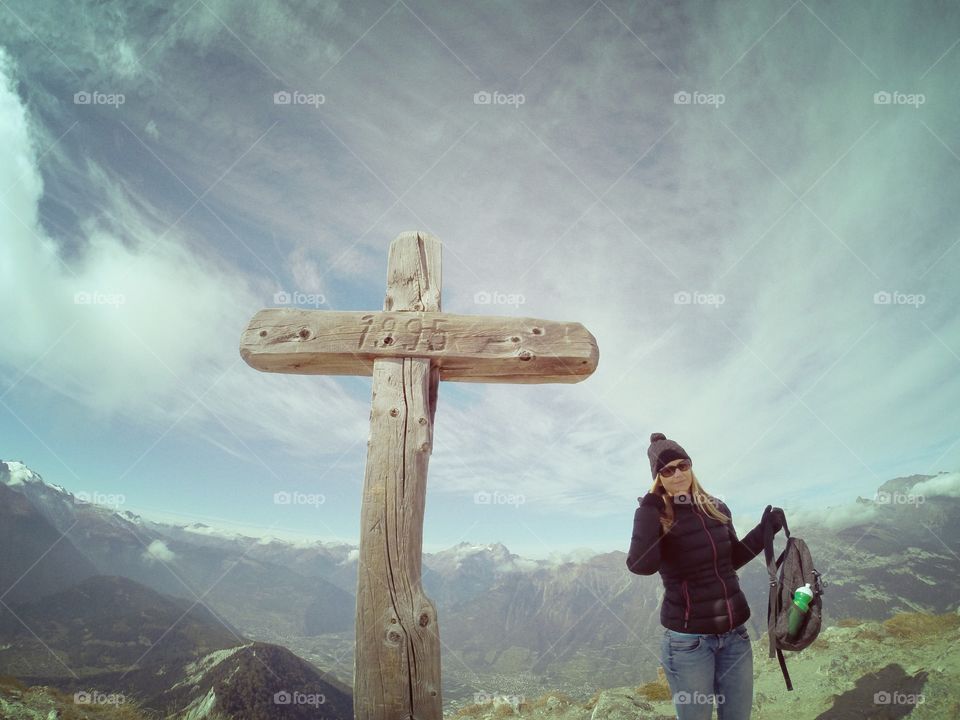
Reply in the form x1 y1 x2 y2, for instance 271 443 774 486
761 504 826 691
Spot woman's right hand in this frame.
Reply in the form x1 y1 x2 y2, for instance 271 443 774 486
768 506 786 533
640 491 666 510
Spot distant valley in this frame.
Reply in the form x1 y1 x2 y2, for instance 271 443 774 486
2 459 958 716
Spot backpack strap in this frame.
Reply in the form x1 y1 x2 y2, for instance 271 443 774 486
777 648 793 692
762 505 794 692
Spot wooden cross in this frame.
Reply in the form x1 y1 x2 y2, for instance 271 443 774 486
239 231 598 720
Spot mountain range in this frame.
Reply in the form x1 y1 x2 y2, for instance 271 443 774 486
2 458 959 715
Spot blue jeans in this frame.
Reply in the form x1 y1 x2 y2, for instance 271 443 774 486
659 623 753 720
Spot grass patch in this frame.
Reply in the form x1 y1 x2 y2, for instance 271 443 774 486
529 691 575 710
583 689 602 710
854 627 887 642
635 678 672 701
454 696 527 718
836 617 864 627
882 611 960 639
0 675 27 693
454 702 487 718
0 683 150 719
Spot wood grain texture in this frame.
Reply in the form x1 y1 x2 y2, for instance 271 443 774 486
353 231 443 720
240 309 598 383
237 229 600 719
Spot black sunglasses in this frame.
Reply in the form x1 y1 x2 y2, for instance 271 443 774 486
660 460 692 478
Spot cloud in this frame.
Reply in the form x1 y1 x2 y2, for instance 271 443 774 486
0 47 368 460
787 502 882 533
0 0 958 551
541 547 601 566
912 471 960 499
142 539 176 563
497 556 541 573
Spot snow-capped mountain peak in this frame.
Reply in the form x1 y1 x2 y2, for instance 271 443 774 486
0 459 45 486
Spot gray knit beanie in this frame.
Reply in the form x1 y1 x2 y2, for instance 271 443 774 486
647 432 691 480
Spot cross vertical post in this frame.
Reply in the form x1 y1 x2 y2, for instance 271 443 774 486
353 233 443 719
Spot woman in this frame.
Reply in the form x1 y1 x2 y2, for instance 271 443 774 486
626 432 784 720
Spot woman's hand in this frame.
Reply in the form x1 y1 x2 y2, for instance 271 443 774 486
767 506 786 533
640 491 666 511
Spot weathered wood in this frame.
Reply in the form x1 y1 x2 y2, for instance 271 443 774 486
240 310 598 383
354 232 443 720
238 230 600 720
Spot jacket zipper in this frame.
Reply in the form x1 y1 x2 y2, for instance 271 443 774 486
695 508 734 631
681 580 691 629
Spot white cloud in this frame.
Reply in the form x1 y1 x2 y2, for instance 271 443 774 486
0 48 368 460
540 547 601 566
0 0 957 549
142 539 176 563
788 502 882 533
497 556 540 572
912 471 960 499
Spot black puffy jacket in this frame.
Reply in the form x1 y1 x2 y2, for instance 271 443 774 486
626 492 766 634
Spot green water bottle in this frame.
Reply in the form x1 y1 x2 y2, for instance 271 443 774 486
786 583 814 640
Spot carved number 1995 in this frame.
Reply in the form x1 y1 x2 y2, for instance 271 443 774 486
358 314 447 351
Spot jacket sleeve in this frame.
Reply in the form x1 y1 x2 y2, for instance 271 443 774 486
723 503 765 571
626 494 665 575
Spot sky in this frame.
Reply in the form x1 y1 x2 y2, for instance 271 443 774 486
0 0 958 560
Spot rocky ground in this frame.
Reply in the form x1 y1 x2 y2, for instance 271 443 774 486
445 611 960 720
4 611 957 719
0 676 148 720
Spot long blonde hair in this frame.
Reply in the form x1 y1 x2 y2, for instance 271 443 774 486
649 468 729 534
